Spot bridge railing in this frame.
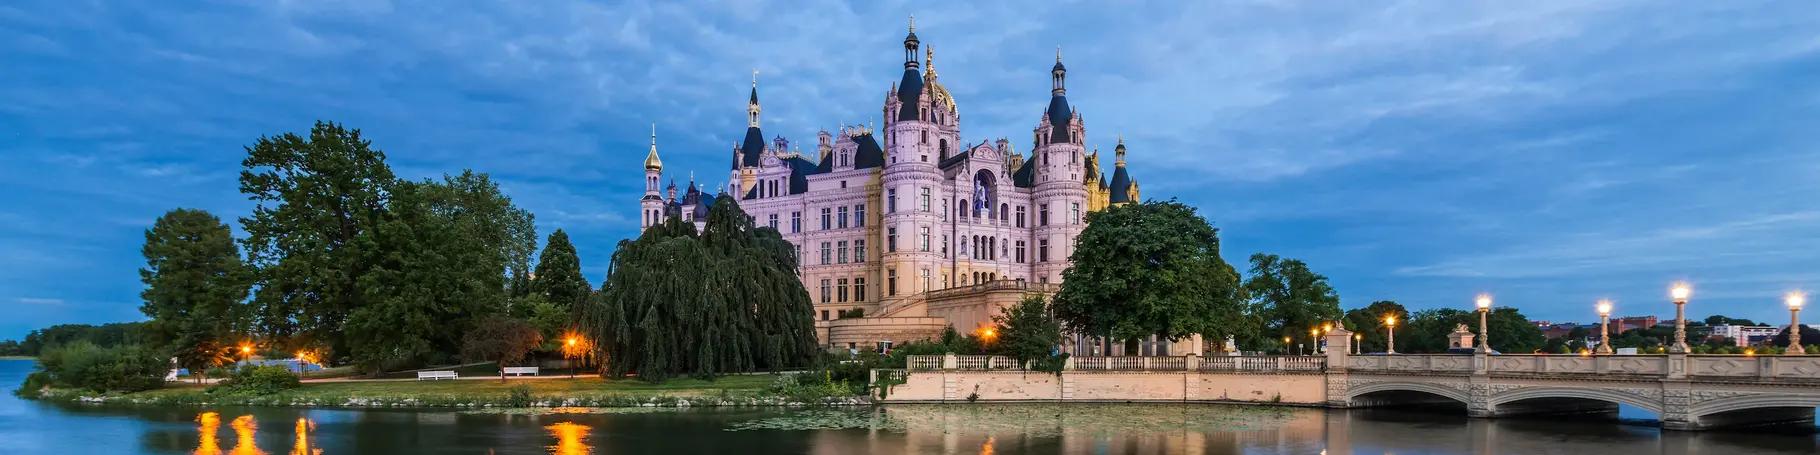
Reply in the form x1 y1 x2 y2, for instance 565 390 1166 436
902 354 1327 372
1346 353 1820 380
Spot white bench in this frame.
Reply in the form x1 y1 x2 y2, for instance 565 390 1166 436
502 366 539 376
416 370 458 380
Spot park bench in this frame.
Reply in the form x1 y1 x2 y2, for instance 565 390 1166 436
502 366 539 376
416 370 458 380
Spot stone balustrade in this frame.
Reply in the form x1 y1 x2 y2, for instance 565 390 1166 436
885 330 1820 431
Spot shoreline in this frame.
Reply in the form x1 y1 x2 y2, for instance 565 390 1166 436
0 356 35 361
22 374 874 409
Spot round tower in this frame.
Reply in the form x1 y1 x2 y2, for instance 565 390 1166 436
641 123 664 231
1030 48 1090 284
880 16 948 299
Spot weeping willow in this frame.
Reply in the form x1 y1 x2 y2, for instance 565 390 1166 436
584 195 820 382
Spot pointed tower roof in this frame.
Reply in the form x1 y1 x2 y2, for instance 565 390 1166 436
643 123 663 170
1109 134 1133 204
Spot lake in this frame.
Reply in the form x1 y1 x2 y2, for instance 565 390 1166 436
3 359 1817 454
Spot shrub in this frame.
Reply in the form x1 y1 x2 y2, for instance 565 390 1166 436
207 364 301 395
505 384 537 407
34 341 168 393
12 371 53 398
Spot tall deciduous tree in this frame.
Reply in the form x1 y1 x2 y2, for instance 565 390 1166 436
460 315 543 383
139 208 252 375
585 195 819 382
1245 253 1342 348
1051 199 1249 352
1342 301 1408 354
531 229 589 310
993 296 1064 367
239 121 395 358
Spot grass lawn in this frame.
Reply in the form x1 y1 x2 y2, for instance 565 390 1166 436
117 373 781 405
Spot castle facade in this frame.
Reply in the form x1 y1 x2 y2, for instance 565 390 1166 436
637 23 1139 347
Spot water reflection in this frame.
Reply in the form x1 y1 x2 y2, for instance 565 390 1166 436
545 422 592 455
292 418 319 455
194 412 221 455
228 415 265 455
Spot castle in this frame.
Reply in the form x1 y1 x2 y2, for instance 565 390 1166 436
637 22 1140 350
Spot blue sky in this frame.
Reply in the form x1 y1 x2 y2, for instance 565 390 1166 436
3 1 1818 339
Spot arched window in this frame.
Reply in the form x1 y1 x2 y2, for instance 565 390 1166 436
959 200 968 218
999 203 1008 220
939 139 949 160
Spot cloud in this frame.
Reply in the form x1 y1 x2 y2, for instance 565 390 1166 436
17 298 64 306
2 0 1819 335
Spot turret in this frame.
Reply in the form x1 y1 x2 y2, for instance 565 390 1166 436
1109 135 1135 205
640 124 665 231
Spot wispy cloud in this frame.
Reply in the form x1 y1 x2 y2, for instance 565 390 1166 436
1 0 1818 336
17 298 65 306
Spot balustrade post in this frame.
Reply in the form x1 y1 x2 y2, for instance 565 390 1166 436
1063 355 1075 371
1185 355 1200 371
1142 357 1153 370
1277 357 1287 372
1667 351 1687 379
942 353 958 370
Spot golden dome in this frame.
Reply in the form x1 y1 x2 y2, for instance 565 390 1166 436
644 123 662 170
924 47 957 114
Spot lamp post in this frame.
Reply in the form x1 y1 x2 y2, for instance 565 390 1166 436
1311 328 1321 355
1354 334 1362 355
1385 316 1397 354
1671 283 1692 353
566 337 577 378
1788 292 1806 355
1283 337 1291 355
1596 300 1614 355
1475 294 1492 353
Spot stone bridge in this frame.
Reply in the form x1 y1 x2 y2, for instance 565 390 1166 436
885 330 1820 431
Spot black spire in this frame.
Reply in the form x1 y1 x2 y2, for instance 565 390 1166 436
896 16 925 122
1045 46 1072 143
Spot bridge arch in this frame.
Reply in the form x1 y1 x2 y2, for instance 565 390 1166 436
1691 394 1820 419
1347 381 1470 404
1487 387 1662 415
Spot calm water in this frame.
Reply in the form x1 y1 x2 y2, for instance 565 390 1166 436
4 360 1818 454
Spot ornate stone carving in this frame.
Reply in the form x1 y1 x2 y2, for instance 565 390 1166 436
1690 390 1757 404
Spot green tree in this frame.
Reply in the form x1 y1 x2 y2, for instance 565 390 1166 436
1245 253 1342 349
992 296 1064 368
1051 199 1249 353
239 121 396 358
585 196 819 382
138 208 252 376
1342 301 1408 353
460 315 543 383
531 229 590 311
345 174 536 372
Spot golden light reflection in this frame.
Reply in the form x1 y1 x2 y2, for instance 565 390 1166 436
980 435 996 455
546 422 593 455
195 412 222 455
230 415 267 455
292 418 321 455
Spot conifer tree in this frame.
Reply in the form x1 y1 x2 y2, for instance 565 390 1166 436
531 229 589 310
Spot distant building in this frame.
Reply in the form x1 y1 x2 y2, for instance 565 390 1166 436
1709 325 1782 347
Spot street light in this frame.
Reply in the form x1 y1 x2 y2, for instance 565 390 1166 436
1475 294 1492 353
1354 333 1362 355
1310 328 1320 355
1385 316 1397 354
1595 299 1614 355
1670 283 1692 353
1788 292 1806 355
1283 337 1291 355
567 337 578 378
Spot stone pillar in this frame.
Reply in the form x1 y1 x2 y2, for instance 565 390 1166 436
1659 380 1694 430
1324 329 1353 407
941 353 957 370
